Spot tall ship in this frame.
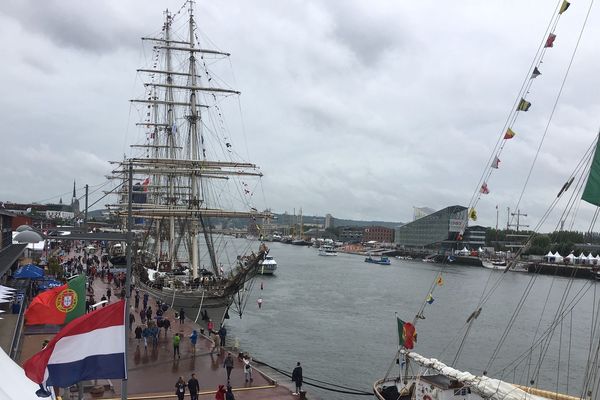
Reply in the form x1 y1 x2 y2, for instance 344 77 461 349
108 2 271 327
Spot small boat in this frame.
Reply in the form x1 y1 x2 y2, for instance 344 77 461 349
258 255 277 275
365 256 391 265
318 245 338 256
481 259 507 270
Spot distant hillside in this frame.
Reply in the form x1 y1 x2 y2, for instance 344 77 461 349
273 213 403 229
85 208 404 229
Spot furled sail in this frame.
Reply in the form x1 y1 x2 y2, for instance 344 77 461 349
405 351 548 400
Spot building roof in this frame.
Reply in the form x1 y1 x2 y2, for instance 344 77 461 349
0 244 27 278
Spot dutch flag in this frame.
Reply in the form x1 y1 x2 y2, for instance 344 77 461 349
24 300 127 388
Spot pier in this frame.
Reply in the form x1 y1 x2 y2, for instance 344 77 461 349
15 273 305 399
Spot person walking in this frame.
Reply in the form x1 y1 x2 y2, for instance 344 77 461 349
106 287 111 302
211 331 221 355
146 306 152 322
215 384 226 400
257 297 263 309
292 362 303 395
134 291 140 309
163 318 171 337
225 385 235 400
179 307 185 324
142 325 150 350
188 373 200 400
223 352 234 381
173 333 181 359
100 295 107 307
134 325 143 345
174 376 186 400
129 312 135 331
207 318 214 333
139 307 146 324
143 292 149 309
218 324 227 347
243 357 253 383
190 330 198 355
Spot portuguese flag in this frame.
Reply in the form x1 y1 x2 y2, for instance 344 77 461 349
25 275 86 325
397 317 417 349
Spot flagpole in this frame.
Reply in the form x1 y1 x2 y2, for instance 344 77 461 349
122 162 133 400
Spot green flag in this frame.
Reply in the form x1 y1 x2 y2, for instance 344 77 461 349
582 138 600 206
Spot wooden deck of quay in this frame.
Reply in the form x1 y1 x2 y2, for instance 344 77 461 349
18 273 304 400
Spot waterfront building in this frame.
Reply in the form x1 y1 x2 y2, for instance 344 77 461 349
324 213 334 229
463 225 487 249
363 226 394 243
394 205 468 249
0 210 14 250
339 226 364 243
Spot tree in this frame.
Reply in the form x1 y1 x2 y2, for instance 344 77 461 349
527 234 550 255
47 257 63 279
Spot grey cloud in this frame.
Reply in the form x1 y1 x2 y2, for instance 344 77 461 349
0 0 142 54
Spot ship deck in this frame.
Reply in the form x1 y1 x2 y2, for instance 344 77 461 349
18 271 304 399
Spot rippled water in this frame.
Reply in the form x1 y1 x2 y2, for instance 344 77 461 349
225 241 597 400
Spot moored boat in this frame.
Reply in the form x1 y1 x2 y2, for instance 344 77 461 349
318 244 338 256
258 255 277 275
108 2 271 328
365 256 390 265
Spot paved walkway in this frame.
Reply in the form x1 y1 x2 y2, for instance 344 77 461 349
19 271 300 400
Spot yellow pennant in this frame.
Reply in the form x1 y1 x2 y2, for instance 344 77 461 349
559 0 570 14
469 208 478 221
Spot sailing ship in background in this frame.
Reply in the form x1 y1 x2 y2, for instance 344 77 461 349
375 1 600 399
108 1 270 327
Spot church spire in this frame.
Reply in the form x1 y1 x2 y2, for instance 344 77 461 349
72 180 76 199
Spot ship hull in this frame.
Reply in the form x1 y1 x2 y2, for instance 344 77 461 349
136 279 233 328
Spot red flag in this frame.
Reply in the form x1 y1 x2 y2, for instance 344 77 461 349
480 182 490 194
25 275 86 325
545 33 557 48
142 177 150 192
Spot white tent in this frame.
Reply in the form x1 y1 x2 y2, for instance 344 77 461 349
577 252 587 264
596 255 600 264
565 253 575 263
544 251 554 262
0 345 42 400
588 254 596 264
553 251 563 262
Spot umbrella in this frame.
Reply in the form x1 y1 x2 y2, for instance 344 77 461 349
13 264 45 279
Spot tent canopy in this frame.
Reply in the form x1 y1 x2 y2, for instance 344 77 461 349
13 264 44 279
37 279 62 290
0 346 40 400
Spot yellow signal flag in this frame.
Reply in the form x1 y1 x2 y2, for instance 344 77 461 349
517 98 532 111
469 207 477 221
559 0 570 14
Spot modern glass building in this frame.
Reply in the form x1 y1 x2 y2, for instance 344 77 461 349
394 205 468 249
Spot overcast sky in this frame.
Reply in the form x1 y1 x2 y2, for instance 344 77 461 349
1 0 600 231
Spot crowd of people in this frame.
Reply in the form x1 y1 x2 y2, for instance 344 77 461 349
47 241 305 399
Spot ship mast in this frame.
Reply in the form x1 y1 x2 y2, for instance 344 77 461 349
163 10 178 272
187 1 201 279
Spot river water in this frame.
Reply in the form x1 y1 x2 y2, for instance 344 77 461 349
224 241 598 400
